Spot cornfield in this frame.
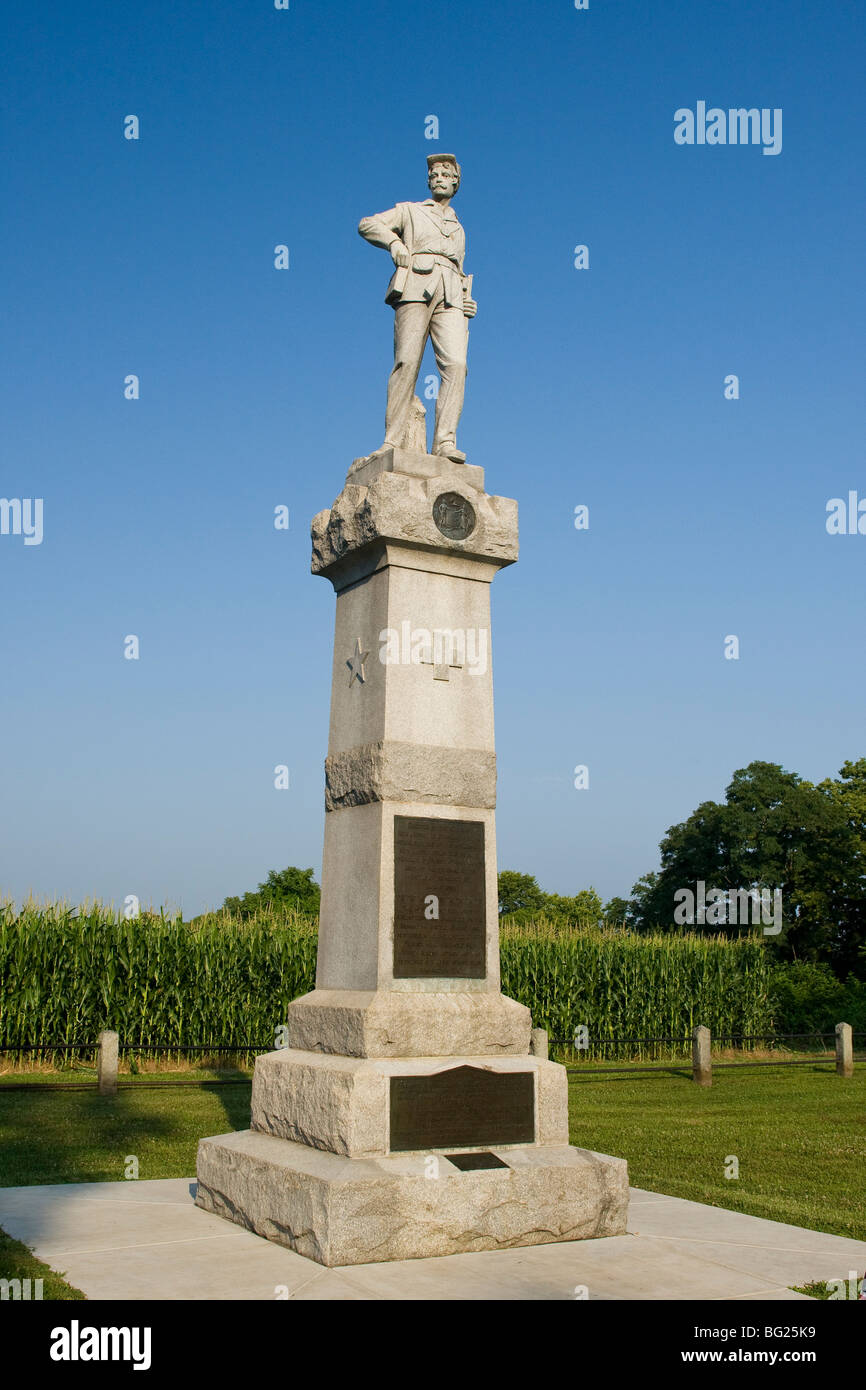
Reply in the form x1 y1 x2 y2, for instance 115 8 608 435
500 918 774 1059
1 903 773 1060
0 901 318 1057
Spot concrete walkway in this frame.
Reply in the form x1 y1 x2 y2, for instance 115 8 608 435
1 1179 863 1300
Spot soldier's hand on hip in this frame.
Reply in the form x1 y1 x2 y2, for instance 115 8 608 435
463 297 477 318
390 241 410 267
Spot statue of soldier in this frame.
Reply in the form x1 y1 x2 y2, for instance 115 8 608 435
358 153 477 464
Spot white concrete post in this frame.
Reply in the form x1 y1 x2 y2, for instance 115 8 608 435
835 1022 853 1079
97 1030 119 1096
692 1025 711 1087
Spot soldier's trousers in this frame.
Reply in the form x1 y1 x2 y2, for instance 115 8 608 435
385 279 468 452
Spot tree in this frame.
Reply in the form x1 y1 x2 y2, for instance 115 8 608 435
626 872 661 928
626 761 865 976
544 889 604 925
223 866 321 920
497 872 604 926
604 896 630 925
497 870 545 916
812 759 866 975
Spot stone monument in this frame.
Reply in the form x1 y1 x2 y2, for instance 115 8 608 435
195 156 628 1266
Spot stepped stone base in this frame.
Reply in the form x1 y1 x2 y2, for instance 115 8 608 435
249 1049 568 1158
287 988 531 1058
195 1129 629 1267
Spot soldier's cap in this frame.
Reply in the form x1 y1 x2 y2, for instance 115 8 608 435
427 153 460 174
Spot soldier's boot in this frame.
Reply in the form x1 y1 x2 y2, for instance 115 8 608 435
433 439 466 463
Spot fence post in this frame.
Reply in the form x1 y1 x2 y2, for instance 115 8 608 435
835 1022 853 1079
692 1025 712 1086
529 1027 548 1060
97 1030 118 1096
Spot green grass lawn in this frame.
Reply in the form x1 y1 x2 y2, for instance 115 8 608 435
0 1227 85 1300
568 1063 866 1240
0 1064 863 1243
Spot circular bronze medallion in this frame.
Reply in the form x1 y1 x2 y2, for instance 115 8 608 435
432 491 476 541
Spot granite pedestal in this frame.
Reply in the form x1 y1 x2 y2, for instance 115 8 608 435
196 445 629 1264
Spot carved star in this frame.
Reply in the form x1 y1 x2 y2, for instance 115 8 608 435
347 637 369 686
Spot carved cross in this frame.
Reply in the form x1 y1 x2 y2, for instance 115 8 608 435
421 654 463 682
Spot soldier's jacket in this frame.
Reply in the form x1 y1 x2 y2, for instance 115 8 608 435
358 199 470 308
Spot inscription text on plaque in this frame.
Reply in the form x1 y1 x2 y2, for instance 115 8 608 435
393 815 486 978
389 1066 535 1151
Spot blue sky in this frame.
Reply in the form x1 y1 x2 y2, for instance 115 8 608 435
2 0 864 915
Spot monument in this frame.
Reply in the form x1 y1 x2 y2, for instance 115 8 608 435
195 156 629 1266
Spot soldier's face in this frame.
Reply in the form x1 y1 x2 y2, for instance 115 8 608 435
428 165 459 198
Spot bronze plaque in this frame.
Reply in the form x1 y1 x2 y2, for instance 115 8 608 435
393 816 486 978
390 1067 535 1151
432 491 476 541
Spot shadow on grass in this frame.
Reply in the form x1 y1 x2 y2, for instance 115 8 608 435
566 1067 693 1084
565 1062 843 1084
198 1074 253 1131
0 1077 252 1189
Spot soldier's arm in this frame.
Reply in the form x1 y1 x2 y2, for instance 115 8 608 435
462 264 476 318
357 205 406 253
457 242 472 300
